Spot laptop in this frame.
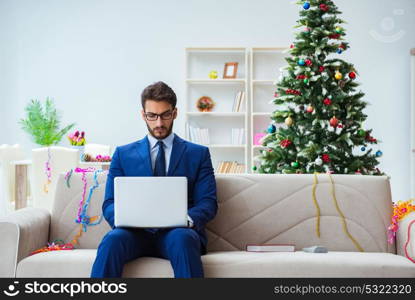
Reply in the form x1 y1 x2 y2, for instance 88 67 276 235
114 176 188 228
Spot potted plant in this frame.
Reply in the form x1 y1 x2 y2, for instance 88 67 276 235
68 130 86 159
19 98 75 146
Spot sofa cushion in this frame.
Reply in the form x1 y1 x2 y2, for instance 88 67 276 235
16 250 415 278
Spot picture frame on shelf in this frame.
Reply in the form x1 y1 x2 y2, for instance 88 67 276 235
223 62 239 79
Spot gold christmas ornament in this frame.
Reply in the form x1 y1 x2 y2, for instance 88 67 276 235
285 116 294 126
335 71 343 80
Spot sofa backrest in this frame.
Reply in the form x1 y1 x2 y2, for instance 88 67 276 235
50 172 395 254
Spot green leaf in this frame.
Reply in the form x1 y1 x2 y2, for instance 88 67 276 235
19 98 76 146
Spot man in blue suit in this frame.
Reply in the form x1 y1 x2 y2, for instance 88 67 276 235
90 81 218 278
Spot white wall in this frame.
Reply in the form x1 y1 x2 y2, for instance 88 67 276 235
1 0 414 202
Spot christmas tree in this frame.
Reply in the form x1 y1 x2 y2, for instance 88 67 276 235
255 0 383 175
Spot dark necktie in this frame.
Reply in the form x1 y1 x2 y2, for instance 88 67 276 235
153 140 166 176
147 140 165 234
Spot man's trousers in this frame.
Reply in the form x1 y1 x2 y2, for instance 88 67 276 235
90 227 204 278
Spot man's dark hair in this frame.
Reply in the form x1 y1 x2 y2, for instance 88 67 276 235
141 81 177 110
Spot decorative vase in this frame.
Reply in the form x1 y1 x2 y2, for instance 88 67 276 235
71 145 85 161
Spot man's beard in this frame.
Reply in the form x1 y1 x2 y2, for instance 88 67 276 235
146 122 173 140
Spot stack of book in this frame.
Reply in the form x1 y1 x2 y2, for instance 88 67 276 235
187 124 210 145
216 161 246 173
231 128 245 145
232 91 246 112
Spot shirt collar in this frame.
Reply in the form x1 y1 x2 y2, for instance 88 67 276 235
147 131 175 150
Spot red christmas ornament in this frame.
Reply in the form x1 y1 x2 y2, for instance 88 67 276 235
322 154 331 163
365 133 377 143
274 92 279 97
280 139 292 148
319 4 329 11
306 106 314 113
290 44 295 49
305 59 312 66
286 89 301 95
323 98 332 106
319 66 325 72
338 124 343 129
297 74 307 80
330 116 339 128
339 44 346 49
329 34 341 39
349 71 356 79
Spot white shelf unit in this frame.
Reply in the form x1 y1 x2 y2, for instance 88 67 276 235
185 47 249 173
249 47 289 172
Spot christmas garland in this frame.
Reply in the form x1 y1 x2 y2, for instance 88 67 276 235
64 169 73 188
387 199 415 243
30 240 74 255
311 173 364 252
311 174 321 237
30 168 106 255
71 167 104 245
43 147 52 193
404 220 415 263
387 199 415 263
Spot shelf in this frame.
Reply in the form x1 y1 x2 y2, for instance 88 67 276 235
252 112 271 116
187 112 246 117
252 47 288 52
252 80 275 85
186 79 246 85
186 46 286 175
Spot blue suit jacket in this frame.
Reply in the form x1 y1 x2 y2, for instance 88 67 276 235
102 133 218 254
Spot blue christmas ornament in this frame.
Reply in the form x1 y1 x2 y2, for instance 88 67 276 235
361 147 366 151
376 150 383 157
337 48 343 54
303 2 310 10
298 59 305 66
267 124 276 134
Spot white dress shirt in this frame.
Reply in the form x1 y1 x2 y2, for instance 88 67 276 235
147 131 174 174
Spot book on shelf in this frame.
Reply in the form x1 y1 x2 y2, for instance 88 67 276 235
216 161 246 174
231 128 245 145
232 91 245 112
236 91 245 112
246 244 295 252
186 123 210 145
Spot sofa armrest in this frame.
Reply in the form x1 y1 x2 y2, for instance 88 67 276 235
396 212 415 260
0 207 50 277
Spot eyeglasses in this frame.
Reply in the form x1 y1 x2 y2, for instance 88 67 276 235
144 109 175 121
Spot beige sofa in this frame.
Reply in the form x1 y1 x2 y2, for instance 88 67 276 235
1 172 414 277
